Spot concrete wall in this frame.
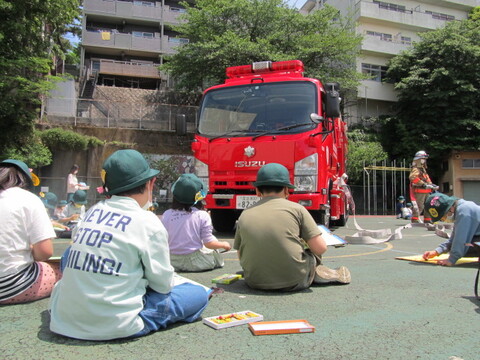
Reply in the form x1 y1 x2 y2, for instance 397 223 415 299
35 124 193 205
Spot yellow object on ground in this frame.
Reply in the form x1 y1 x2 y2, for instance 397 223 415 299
395 254 478 265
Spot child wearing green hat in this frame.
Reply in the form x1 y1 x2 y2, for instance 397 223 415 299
42 192 70 232
162 174 231 272
53 200 68 220
396 196 406 219
49 149 209 340
422 192 480 266
64 189 87 221
0 159 61 304
234 163 351 291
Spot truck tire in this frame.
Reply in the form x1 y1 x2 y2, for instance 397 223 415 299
320 209 330 229
211 209 237 233
310 209 330 229
333 201 349 227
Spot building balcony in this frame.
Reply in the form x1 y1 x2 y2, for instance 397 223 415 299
98 60 162 79
83 30 162 54
83 0 185 25
161 37 188 55
354 1 459 31
361 35 411 56
357 80 397 102
162 5 187 25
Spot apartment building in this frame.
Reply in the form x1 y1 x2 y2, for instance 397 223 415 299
299 0 476 125
81 0 192 92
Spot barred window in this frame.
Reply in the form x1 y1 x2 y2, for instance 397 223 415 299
401 36 412 45
366 31 392 42
373 1 412 14
425 11 455 21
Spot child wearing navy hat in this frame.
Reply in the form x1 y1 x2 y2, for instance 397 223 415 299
396 196 406 219
162 174 231 272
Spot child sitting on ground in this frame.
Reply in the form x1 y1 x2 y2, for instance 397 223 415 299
402 203 413 220
162 174 231 272
64 189 87 222
396 196 406 219
50 150 209 340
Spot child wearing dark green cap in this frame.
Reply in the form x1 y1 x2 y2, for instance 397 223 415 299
50 150 209 340
234 163 351 291
64 189 87 221
162 174 231 272
422 192 480 266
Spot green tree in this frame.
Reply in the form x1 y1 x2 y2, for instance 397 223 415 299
1 128 104 168
162 0 363 92
0 0 81 155
347 129 388 184
383 10 480 178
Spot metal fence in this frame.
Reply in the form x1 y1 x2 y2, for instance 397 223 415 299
357 159 410 215
47 97 199 132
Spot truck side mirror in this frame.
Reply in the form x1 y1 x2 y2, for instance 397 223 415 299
324 82 341 119
176 114 187 136
310 113 324 124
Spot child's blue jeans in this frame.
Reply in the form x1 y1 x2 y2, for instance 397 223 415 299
60 246 209 338
134 283 209 337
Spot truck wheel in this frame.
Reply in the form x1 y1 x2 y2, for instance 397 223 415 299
211 209 237 233
334 201 349 226
310 210 330 229
320 210 330 229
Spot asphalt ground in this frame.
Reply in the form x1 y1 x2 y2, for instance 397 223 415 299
1 215 479 360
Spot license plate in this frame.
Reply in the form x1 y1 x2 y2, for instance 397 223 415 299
236 196 260 209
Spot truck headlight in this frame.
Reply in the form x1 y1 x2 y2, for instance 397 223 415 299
294 154 318 192
194 159 209 191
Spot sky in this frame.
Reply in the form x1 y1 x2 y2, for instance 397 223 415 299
287 0 302 9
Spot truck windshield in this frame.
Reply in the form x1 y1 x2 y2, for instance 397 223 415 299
198 82 317 137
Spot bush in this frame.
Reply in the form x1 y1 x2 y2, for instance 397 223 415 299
40 128 103 151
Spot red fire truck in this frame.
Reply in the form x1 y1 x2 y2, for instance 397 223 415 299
180 60 350 232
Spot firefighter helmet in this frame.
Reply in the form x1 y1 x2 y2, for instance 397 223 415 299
413 151 429 160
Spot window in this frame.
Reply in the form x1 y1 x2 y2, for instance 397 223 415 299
442 182 450 193
373 1 412 14
169 37 189 44
366 31 392 42
170 7 186 13
425 11 455 21
134 1 154 6
462 159 480 169
361 63 389 82
442 161 449 172
133 31 154 39
92 60 100 73
400 36 411 45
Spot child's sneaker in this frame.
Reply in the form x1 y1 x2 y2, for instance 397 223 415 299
314 265 351 284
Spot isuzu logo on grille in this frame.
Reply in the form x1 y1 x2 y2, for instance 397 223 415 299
234 161 266 168
244 146 255 158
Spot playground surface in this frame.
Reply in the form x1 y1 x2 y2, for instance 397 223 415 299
1 216 478 360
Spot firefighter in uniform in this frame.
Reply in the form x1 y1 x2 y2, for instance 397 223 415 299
409 150 438 223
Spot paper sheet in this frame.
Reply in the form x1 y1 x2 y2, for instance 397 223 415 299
395 254 478 265
318 225 347 246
